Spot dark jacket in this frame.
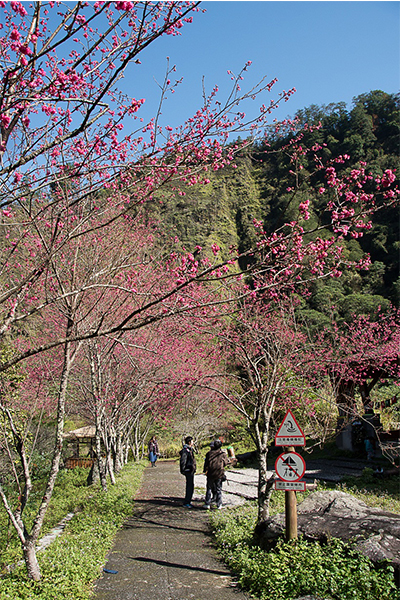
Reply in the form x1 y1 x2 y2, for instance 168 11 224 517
148 439 159 454
179 444 196 475
203 448 230 482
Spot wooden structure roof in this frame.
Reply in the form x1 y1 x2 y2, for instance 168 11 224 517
63 426 96 439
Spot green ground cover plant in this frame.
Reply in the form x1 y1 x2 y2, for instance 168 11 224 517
0 461 145 600
339 466 400 504
210 484 400 600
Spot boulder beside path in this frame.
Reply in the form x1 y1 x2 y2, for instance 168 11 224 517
255 490 400 583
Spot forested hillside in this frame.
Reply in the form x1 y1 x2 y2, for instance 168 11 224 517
149 90 399 326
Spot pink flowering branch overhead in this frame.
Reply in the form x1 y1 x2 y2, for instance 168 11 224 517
0 1 300 372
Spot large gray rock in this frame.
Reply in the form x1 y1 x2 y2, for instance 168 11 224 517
256 490 400 581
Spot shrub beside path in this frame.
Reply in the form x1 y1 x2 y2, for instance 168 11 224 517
92 460 249 600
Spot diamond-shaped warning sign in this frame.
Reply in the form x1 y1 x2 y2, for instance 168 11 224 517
275 410 305 447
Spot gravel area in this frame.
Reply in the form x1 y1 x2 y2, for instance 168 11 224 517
194 469 261 507
193 457 371 508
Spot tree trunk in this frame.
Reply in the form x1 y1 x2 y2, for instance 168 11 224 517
22 537 41 582
130 438 139 461
107 452 116 485
88 342 108 491
257 447 274 523
113 433 123 473
27 331 76 579
133 421 140 460
95 417 107 492
335 378 356 418
132 417 145 461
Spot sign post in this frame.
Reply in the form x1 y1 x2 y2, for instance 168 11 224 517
274 411 306 542
285 458 298 541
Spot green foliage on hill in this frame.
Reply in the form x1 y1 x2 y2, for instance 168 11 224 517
148 90 399 321
147 148 261 262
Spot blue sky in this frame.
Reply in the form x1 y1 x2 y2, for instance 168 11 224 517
124 1 399 131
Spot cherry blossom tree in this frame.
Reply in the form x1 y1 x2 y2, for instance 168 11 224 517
0 1 296 374
148 326 226 447
309 308 400 444
0 209 187 577
197 297 317 522
197 295 399 523
70 296 226 485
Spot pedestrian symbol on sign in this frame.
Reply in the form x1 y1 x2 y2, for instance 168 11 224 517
282 455 299 479
275 452 306 482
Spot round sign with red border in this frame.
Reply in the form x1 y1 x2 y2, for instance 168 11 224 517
275 452 306 482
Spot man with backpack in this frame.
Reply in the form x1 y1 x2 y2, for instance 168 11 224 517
203 439 236 509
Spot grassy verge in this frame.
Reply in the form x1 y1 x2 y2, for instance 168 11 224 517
339 468 400 511
0 461 146 600
210 480 400 600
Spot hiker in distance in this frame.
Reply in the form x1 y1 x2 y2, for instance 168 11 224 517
179 436 197 508
148 435 159 467
203 439 237 509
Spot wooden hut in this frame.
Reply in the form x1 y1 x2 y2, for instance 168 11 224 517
63 426 96 469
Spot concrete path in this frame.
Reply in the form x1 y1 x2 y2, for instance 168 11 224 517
92 460 249 600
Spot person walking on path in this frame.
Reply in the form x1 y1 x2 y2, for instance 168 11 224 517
148 435 159 467
203 440 236 509
179 435 196 507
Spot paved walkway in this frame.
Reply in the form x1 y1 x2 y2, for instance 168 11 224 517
92 460 249 600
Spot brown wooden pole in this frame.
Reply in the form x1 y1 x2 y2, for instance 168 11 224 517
285 490 298 541
285 445 298 541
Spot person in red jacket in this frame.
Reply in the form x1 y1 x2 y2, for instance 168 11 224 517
203 440 236 509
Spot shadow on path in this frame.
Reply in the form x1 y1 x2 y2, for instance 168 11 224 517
132 496 186 507
124 512 208 536
92 460 249 600
129 556 230 577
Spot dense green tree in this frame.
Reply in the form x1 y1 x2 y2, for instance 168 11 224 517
153 91 399 320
